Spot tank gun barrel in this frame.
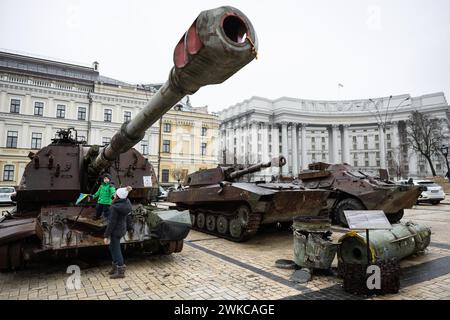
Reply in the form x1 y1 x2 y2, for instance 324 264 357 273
228 156 286 180
91 6 258 173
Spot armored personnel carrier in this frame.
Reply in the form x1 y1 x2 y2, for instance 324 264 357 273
297 162 422 226
168 157 333 242
0 5 259 270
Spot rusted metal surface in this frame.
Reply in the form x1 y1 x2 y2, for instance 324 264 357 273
293 216 337 270
295 162 422 226
0 5 257 269
169 157 332 241
0 219 37 245
37 205 191 251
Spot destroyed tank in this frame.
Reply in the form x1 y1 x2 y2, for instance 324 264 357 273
0 5 259 270
297 162 423 226
168 156 333 242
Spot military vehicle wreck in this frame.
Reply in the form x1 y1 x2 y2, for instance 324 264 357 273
0 5 259 270
297 162 422 226
168 156 333 241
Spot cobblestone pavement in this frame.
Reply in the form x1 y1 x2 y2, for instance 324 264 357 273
0 200 449 300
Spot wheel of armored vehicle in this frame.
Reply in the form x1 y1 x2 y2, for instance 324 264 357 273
196 213 206 229
216 216 228 234
160 240 184 255
333 198 365 227
386 209 404 224
206 215 216 232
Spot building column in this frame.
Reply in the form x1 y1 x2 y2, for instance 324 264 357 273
242 125 248 164
341 125 350 164
390 121 400 154
261 123 269 162
327 126 333 163
0 120 4 147
281 122 288 175
0 91 7 113
300 123 308 169
24 94 31 115
251 122 258 164
21 123 30 148
271 124 280 175
291 123 298 175
332 125 340 164
379 124 387 169
226 124 232 164
236 125 242 163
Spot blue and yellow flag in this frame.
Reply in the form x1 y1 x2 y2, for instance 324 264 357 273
75 193 90 205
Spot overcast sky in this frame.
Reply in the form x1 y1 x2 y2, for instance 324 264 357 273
1 0 449 112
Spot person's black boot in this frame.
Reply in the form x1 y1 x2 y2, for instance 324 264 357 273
110 265 126 279
108 262 118 275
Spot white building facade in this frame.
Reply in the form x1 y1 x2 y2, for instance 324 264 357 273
0 50 219 186
219 93 450 180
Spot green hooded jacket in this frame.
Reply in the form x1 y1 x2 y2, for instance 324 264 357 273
93 182 116 205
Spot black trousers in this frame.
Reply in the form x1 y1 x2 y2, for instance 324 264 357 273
95 204 110 219
109 236 124 266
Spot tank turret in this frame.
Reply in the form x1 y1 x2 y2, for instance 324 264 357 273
184 156 285 187
228 156 286 180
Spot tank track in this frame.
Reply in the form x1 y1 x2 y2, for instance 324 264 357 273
189 209 262 242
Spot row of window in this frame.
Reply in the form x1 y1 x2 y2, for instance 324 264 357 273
5 131 43 149
10 100 132 123
5 130 209 155
10 100 212 129
10 99 87 120
160 140 208 156
162 123 208 136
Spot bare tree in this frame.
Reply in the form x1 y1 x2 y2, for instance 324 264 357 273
406 111 445 176
172 169 187 183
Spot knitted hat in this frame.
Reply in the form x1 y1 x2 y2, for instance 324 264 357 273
116 186 132 199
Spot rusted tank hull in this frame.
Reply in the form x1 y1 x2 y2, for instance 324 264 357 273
0 205 190 270
169 182 332 241
353 186 421 213
298 162 423 225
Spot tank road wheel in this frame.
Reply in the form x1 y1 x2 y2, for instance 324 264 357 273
229 205 251 240
160 240 177 255
229 218 243 239
206 215 216 232
196 213 206 229
387 209 404 224
190 213 196 226
216 216 228 235
174 240 184 253
334 198 365 227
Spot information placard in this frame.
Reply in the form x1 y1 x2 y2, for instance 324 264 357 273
143 175 152 187
344 210 392 230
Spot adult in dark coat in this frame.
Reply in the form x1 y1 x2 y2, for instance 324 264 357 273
104 186 132 279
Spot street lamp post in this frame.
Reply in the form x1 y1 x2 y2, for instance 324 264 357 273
440 145 450 181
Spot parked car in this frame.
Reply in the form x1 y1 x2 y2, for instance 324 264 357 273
0 187 16 205
398 179 445 205
157 186 168 201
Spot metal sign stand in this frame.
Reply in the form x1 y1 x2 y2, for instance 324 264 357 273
366 229 371 264
344 210 393 264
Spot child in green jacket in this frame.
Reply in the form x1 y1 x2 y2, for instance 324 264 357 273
92 173 116 220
